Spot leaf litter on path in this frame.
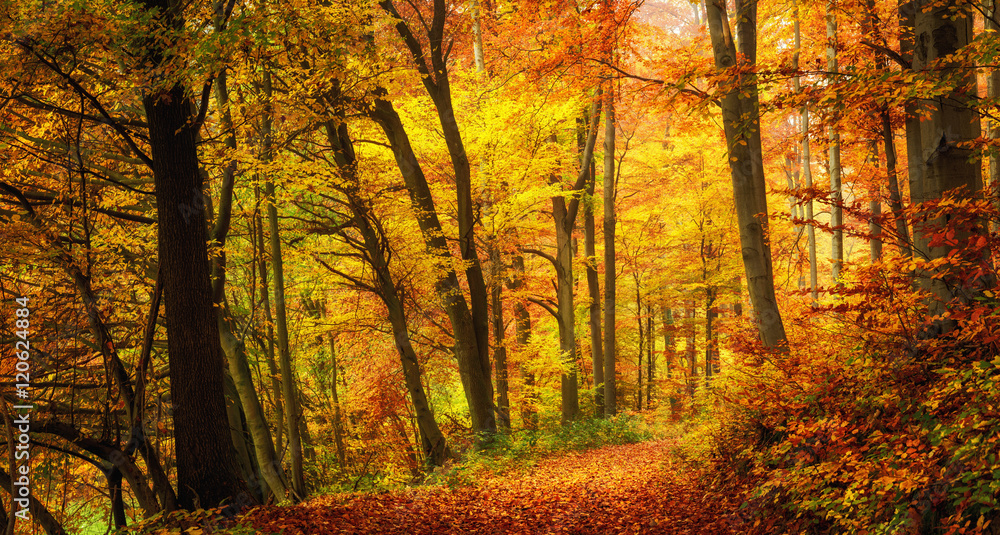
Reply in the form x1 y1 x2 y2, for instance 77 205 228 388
243 440 738 534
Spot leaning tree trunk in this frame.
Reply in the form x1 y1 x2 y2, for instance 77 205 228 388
704 0 788 350
325 119 451 466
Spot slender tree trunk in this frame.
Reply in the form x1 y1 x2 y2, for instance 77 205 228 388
472 0 485 73
554 183 580 422
489 244 511 429
370 96 496 438
261 69 306 499
869 142 884 262
328 337 347 467
704 0 788 349
603 86 618 416
989 0 1000 210
881 111 912 257
793 0 819 303
214 65 289 503
686 304 696 395
324 119 451 466
256 205 283 450
646 304 654 407
584 127 604 417
827 0 844 280
508 253 538 430
635 279 643 411
705 288 717 386
663 307 678 418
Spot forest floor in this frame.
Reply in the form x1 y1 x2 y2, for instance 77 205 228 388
241 439 741 534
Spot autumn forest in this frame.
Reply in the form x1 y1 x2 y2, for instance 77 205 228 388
1 0 999 532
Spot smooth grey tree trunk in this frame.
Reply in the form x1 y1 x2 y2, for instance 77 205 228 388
704 0 788 349
827 0 844 281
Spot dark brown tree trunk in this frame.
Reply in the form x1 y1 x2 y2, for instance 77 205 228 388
138 0 248 504
144 78 247 509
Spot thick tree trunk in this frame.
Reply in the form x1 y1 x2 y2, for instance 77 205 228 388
704 0 788 349
912 0 982 322
603 87 618 417
140 2 247 501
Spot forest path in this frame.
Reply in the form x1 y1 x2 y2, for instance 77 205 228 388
243 439 739 534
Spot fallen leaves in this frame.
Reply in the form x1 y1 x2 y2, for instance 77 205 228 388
242 440 738 534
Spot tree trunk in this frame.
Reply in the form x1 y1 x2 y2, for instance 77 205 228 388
646 304 654 407
489 244 511 429
370 96 496 439
141 0 247 504
213 64 289 504
635 279 643 411
508 252 538 430
827 0 844 280
793 0 819 303
869 142 884 262
686 304 697 396
261 69 306 499
324 118 451 466
705 288 717 386
603 86 618 417
989 0 1000 216
328 337 347 468
584 125 604 417
881 111 912 257
704 0 788 349
912 0 982 323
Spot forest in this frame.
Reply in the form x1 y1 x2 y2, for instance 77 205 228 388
1 0 999 532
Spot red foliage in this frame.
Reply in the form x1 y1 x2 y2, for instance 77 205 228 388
242 440 739 534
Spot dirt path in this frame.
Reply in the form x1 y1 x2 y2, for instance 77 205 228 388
243 440 739 534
